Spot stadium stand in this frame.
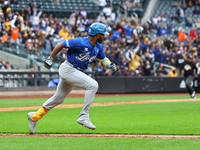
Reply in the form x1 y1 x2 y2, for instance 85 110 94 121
0 0 199 80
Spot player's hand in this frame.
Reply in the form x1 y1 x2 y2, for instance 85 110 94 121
44 56 53 69
110 62 117 71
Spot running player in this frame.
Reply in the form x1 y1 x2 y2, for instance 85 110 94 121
27 22 117 133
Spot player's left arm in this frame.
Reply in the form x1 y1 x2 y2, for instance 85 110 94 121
96 46 117 71
97 57 117 71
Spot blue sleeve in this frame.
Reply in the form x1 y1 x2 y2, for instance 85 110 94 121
96 45 106 59
62 38 81 48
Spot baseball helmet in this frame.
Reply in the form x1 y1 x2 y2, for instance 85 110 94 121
88 22 109 36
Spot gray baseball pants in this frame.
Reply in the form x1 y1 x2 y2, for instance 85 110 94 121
43 61 98 118
184 75 195 95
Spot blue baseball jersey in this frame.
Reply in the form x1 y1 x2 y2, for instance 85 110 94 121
62 37 106 70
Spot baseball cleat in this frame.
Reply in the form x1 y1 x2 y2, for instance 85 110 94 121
27 112 38 134
191 91 196 98
77 118 96 130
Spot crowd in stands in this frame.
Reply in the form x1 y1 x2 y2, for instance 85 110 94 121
0 0 199 78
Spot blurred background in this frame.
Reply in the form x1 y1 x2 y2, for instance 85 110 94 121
0 0 199 93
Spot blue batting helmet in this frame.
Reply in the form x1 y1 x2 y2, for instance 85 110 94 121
88 22 109 36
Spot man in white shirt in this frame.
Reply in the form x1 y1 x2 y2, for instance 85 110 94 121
98 0 107 10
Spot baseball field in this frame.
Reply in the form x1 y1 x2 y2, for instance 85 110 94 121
0 93 200 150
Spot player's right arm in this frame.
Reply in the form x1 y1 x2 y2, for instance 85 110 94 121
44 38 80 69
44 42 64 69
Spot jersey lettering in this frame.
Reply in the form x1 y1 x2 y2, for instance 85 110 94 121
76 53 91 61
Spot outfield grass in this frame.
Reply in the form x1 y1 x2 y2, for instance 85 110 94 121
1 101 200 135
0 94 200 150
1 137 200 150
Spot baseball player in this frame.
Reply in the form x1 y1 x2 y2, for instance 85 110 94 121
181 55 198 98
27 22 117 134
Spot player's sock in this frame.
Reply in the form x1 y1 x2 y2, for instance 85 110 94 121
31 107 48 121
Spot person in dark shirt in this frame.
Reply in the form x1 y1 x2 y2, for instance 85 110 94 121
181 55 198 98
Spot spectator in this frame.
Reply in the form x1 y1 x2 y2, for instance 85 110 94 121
102 5 112 20
167 67 178 77
193 6 200 14
129 52 141 71
32 8 42 29
0 56 7 70
157 24 166 36
69 10 79 30
178 28 187 43
166 24 173 35
124 23 133 39
190 27 198 39
97 12 106 23
4 18 11 32
25 39 34 54
157 14 166 22
28 0 44 22
62 17 68 26
10 26 20 50
185 17 194 27
5 61 12 70
98 0 107 11
1 32 9 44
46 23 55 36
143 60 152 76
80 10 87 18
110 28 123 42
58 26 74 40
171 13 179 23
152 15 158 25
177 6 185 22
157 63 168 76
2 1 10 20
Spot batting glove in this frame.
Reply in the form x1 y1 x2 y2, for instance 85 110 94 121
44 56 53 69
110 62 117 71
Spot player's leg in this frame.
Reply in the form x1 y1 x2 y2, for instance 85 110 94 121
68 73 98 129
28 79 73 133
59 62 98 129
42 80 74 110
185 75 195 98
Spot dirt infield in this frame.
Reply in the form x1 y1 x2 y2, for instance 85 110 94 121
1 95 200 139
1 133 200 139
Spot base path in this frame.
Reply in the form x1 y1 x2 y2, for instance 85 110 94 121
0 98 199 112
1 133 200 139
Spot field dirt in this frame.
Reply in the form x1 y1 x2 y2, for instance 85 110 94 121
0 92 200 139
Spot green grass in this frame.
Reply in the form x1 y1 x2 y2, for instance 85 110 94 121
0 94 191 108
1 94 200 150
1 101 200 135
0 137 200 150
